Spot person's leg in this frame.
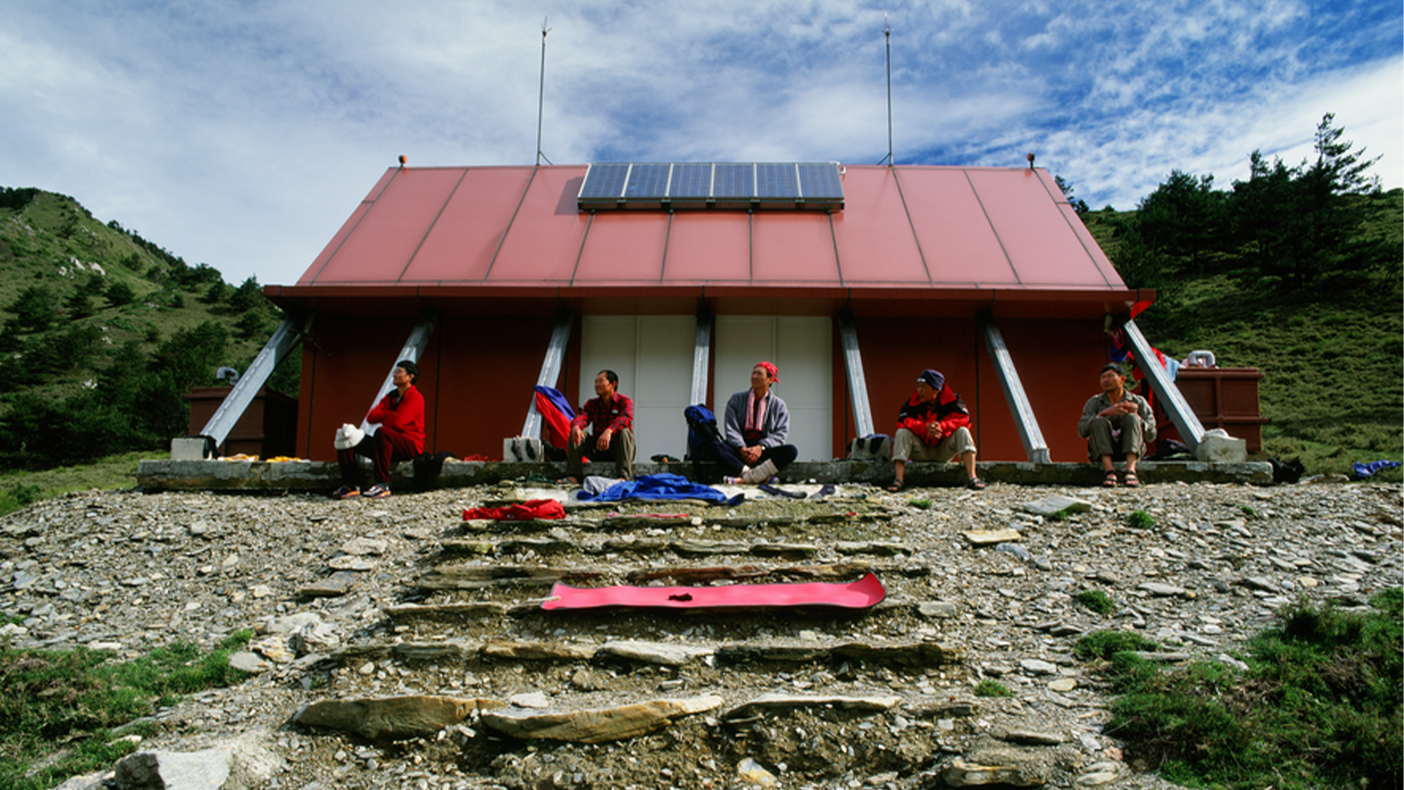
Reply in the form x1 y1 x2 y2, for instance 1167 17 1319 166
942 427 981 485
759 444 798 470
565 432 588 482
709 441 745 476
370 428 419 485
1118 416 1146 482
337 446 363 488
890 428 920 487
611 428 636 480
1086 417 1119 471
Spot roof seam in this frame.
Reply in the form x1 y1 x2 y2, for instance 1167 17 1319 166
889 168 933 285
1033 170 1117 289
482 166 540 282
965 170 1022 285
395 168 468 283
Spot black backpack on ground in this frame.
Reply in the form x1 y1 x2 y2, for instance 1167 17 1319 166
684 404 724 482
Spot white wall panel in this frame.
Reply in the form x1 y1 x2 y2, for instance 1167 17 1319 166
579 316 694 461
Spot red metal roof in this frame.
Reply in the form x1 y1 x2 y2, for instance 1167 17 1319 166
272 164 1142 317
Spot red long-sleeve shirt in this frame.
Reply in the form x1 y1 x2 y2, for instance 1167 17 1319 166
367 386 425 453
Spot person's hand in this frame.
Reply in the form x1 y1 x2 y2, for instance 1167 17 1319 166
741 445 762 465
569 426 585 447
926 422 944 442
595 428 612 452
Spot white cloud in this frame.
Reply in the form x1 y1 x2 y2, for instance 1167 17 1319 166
0 0 1397 284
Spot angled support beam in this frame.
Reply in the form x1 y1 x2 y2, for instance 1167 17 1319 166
1120 318 1204 452
521 311 574 439
359 315 439 434
979 314 1051 464
837 312 875 438
174 316 308 459
690 310 711 406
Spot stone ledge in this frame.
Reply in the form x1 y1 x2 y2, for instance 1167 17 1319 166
135 458 1274 492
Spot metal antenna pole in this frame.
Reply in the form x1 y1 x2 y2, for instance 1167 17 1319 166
536 16 551 166
884 13 893 167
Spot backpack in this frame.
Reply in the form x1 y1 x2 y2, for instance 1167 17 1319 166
684 404 725 481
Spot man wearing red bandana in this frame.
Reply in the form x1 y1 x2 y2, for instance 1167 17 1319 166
715 361 799 484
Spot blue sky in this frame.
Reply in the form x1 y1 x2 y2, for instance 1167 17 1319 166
2 0 1399 286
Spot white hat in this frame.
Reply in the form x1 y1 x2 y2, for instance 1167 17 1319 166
334 423 366 450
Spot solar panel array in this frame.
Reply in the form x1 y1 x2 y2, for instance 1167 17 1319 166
578 162 844 211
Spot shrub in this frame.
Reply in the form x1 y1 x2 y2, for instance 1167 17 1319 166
1076 589 1117 615
6 285 56 332
974 679 1014 697
106 280 135 307
1126 510 1156 530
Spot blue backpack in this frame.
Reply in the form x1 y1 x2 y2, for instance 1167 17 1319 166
684 404 723 462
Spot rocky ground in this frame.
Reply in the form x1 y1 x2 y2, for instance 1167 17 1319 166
2 476 1400 790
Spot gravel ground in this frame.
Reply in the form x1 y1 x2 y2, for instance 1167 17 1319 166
3 477 1399 789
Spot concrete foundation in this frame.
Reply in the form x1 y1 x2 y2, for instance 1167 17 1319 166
136 458 1275 492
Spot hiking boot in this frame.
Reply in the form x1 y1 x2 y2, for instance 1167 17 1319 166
363 483 391 499
331 485 360 500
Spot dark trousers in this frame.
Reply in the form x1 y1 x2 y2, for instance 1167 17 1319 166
708 441 798 477
338 427 419 485
567 428 635 480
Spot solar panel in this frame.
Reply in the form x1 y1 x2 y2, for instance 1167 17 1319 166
579 163 629 199
712 163 753 198
755 163 799 198
797 163 844 199
579 162 842 211
624 163 670 198
669 163 712 197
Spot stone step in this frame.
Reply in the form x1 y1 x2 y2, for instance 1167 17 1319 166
411 561 915 591
292 688 980 744
442 536 914 559
323 637 964 670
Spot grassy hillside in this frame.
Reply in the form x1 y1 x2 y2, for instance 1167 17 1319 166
1083 188 1403 477
0 187 299 469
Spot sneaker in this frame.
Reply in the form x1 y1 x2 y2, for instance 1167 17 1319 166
331 485 359 500
363 483 391 499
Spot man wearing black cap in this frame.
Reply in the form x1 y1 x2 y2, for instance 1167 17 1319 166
332 359 425 499
1077 363 1155 487
888 369 984 491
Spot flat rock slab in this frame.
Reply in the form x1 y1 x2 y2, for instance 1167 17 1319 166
943 755 1045 787
963 529 1022 546
1138 582 1187 597
294 695 502 739
480 694 723 743
382 601 510 619
726 693 902 718
598 640 715 666
481 640 598 661
1023 496 1091 517
297 571 361 598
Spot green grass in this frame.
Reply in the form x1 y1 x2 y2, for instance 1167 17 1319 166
0 451 154 516
0 630 253 790
1075 589 1117 616
1082 589 1402 790
974 679 1014 697
1126 511 1155 530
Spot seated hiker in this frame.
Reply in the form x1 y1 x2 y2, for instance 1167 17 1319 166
1078 362 1156 487
332 360 425 500
890 369 985 491
713 361 799 484
563 369 635 484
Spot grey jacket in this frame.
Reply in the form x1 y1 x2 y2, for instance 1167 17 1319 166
723 390 791 449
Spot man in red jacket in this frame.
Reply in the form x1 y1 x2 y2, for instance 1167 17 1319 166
888 369 985 491
332 359 425 499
